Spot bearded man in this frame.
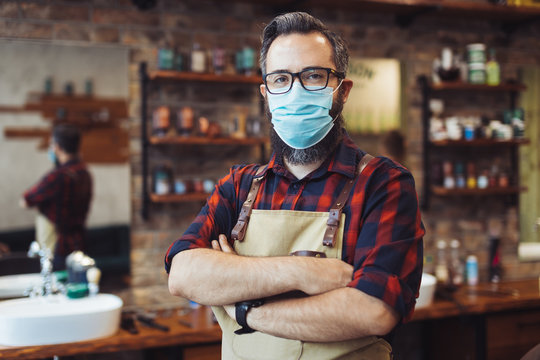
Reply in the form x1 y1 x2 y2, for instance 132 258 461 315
165 12 424 359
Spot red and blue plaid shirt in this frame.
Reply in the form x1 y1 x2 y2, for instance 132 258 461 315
165 133 424 321
24 158 92 256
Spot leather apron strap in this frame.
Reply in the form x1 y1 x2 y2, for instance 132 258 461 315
231 165 267 242
323 153 374 247
231 153 375 245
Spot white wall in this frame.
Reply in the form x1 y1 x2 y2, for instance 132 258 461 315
0 40 130 230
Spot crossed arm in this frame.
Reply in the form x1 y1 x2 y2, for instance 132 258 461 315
168 235 399 342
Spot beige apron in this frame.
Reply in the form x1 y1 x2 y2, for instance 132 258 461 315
36 213 57 255
212 155 392 359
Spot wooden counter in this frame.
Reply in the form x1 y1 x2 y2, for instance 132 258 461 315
1 279 538 360
0 305 221 360
404 278 540 360
412 278 540 321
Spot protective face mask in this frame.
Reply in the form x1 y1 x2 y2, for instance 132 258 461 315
47 147 57 164
267 83 340 150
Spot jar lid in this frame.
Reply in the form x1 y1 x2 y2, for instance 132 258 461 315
466 43 486 50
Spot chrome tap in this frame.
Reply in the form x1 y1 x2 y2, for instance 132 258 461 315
27 241 55 297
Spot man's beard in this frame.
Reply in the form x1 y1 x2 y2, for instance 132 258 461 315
266 91 346 166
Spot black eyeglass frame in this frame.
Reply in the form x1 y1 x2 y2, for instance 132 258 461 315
263 67 345 95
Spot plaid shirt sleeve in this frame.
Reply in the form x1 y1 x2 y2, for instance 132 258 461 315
164 164 258 272
347 160 424 322
24 171 60 207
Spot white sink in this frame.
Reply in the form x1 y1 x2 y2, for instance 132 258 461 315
0 293 123 346
0 273 42 299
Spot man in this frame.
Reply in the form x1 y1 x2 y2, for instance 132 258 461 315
21 124 92 270
165 12 424 359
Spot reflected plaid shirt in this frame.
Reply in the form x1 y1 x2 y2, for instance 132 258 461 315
165 133 424 321
24 159 92 256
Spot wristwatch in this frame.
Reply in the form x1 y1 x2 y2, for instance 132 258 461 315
234 299 264 335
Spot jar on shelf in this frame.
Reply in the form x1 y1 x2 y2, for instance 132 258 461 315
177 106 194 137
158 43 174 70
212 47 226 75
153 165 173 195
152 106 170 137
191 43 206 73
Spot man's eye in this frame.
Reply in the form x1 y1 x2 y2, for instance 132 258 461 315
273 75 289 84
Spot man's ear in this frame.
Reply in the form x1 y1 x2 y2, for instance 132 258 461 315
340 79 354 103
260 83 267 98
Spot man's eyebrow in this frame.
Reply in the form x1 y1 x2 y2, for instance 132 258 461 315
267 66 325 74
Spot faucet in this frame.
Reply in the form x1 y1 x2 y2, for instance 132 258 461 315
27 241 56 297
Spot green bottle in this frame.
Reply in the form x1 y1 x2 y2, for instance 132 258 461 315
486 48 500 86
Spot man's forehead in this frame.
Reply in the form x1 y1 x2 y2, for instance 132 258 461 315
266 32 334 72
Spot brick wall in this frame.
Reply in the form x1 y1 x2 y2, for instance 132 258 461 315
2 0 539 303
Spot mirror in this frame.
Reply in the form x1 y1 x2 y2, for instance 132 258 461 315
0 40 131 280
519 66 540 260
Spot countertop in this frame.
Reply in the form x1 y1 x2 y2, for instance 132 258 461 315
412 278 540 321
1 278 539 359
0 304 221 360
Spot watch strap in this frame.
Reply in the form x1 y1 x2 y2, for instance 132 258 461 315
234 300 263 335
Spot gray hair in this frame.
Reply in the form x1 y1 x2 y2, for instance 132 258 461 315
259 12 349 76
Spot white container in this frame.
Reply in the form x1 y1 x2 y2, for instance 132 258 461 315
468 63 486 84
416 273 437 309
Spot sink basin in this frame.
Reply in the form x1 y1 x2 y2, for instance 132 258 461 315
0 293 123 346
0 273 42 299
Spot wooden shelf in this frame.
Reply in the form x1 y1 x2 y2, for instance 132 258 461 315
237 0 540 21
430 138 530 146
149 136 269 146
150 193 209 203
429 81 527 92
431 186 526 196
149 71 262 84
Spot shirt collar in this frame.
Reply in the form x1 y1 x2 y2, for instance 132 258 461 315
267 131 364 181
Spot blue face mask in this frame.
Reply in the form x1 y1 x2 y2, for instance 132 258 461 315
267 83 339 150
47 147 57 164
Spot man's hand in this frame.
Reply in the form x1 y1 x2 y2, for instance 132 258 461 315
298 257 353 296
223 303 236 321
211 234 237 255
19 198 28 208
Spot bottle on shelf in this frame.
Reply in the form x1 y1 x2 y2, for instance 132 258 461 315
158 42 174 70
176 106 194 137
212 47 226 75
486 48 501 86
153 165 173 195
466 162 477 189
435 239 450 285
448 239 464 286
443 161 455 189
152 106 170 137
191 43 206 73
466 255 479 286
455 162 466 189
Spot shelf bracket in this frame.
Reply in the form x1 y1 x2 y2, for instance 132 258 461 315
140 62 150 221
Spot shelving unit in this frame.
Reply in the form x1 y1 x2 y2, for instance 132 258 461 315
237 0 540 29
418 75 529 210
139 62 267 220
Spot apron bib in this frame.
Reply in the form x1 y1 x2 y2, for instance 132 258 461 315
36 213 57 256
213 154 392 359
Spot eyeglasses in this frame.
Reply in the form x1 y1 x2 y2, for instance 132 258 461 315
263 67 345 95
